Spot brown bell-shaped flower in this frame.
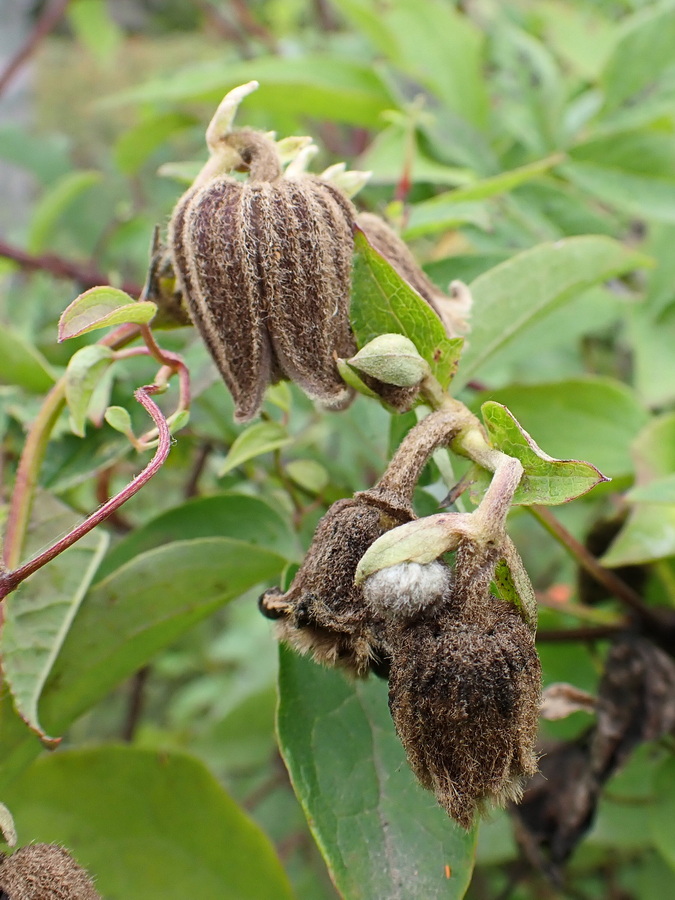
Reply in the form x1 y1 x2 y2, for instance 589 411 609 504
259 409 464 675
260 496 403 676
386 542 541 829
0 844 101 899
170 123 357 422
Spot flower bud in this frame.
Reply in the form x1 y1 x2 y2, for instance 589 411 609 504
347 334 430 388
0 844 101 899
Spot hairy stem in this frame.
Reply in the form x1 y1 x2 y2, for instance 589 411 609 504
0 385 170 601
1 324 140 595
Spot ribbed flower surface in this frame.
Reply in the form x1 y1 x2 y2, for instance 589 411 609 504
170 165 357 421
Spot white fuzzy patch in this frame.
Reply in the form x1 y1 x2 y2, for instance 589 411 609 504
363 561 450 618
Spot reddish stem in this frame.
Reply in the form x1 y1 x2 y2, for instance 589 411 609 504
0 0 72 97
0 385 171 601
0 237 142 297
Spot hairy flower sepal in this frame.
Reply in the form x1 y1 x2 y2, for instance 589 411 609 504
169 82 359 421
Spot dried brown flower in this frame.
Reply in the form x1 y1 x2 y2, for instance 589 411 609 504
170 127 357 422
0 844 100 900
386 545 541 829
259 409 463 675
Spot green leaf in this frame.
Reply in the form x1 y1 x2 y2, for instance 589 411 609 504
103 405 132 435
105 56 394 128
2 746 294 900
277 649 477 899
416 153 566 208
476 402 609 505
474 378 649 481
1 529 108 744
455 237 650 388
626 474 675 504
403 201 490 239
493 539 538 631
351 227 464 389
562 161 675 224
0 328 57 393
64 344 114 437
58 287 156 340
114 111 196 175
285 460 330 495
650 754 675 871
96 493 298 579
601 3 675 114
27 170 102 255
39 538 286 735
602 413 675 566
68 0 123 62
357 125 474 187
220 421 291 475
365 0 489 128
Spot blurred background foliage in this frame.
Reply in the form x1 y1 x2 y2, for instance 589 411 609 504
2 0 675 897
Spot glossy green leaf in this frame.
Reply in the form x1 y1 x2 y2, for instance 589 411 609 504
58 287 156 340
277 649 477 899
3 746 294 900
455 237 650 388
1 528 108 743
97 492 298 579
475 402 609 505
27 170 102 254
0 329 57 393
64 344 114 437
474 378 649 480
220 421 291 475
601 3 675 113
39 538 286 735
351 227 464 389
602 413 675 566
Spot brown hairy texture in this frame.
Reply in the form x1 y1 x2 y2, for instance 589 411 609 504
169 129 357 422
0 844 100 900
260 497 402 675
387 571 541 829
259 409 464 675
356 212 471 337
